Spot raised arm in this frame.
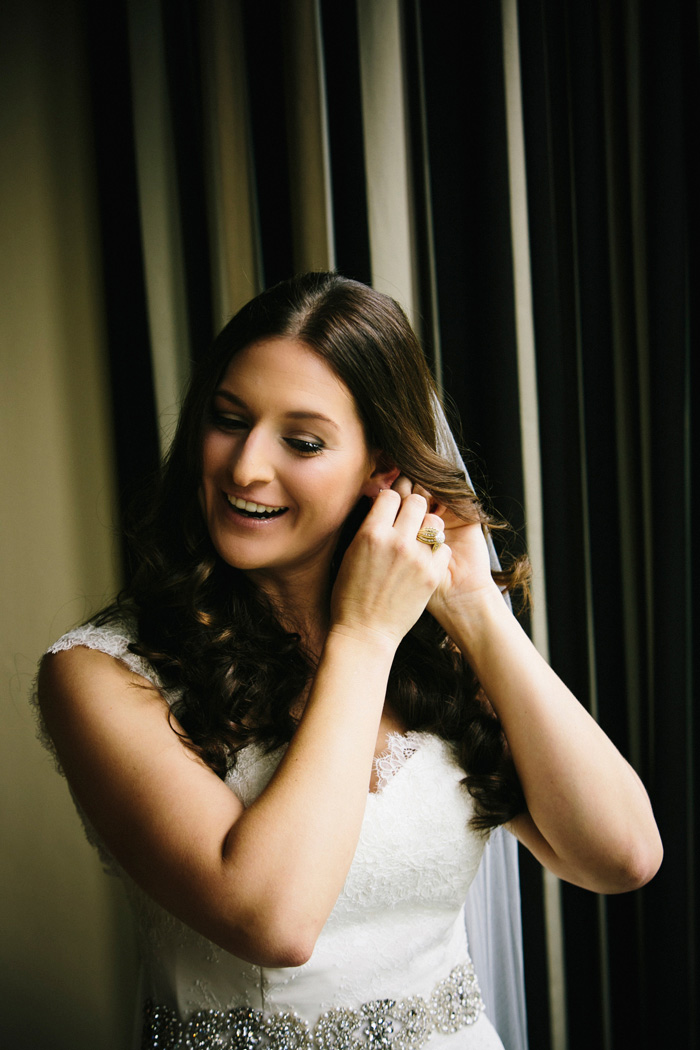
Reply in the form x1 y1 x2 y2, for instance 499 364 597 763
38 490 449 967
421 497 663 894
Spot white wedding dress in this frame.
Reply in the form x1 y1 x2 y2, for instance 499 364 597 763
41 620 510 1050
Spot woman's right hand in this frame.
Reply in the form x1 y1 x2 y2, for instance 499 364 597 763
330 489 451 647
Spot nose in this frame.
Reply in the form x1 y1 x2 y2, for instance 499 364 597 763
230 426 276 488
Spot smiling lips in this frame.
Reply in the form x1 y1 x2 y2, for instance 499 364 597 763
226 494 288 518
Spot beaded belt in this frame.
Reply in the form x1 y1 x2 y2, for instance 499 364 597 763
141 961 484 1048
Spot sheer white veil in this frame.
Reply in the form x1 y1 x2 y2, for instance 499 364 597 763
432 395 528 1050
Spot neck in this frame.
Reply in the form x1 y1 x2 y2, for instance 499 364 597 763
245 563 332 649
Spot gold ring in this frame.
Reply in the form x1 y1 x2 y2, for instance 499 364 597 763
416 527 445 552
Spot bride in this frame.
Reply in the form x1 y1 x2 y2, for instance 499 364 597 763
37 272 662 1048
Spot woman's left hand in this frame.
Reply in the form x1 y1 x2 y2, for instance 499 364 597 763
392 473 663 895
390 475 497 629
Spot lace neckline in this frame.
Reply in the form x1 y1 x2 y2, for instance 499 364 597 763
370 730 425 796
226 731 434 810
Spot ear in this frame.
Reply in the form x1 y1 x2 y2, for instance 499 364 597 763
360 454 401 498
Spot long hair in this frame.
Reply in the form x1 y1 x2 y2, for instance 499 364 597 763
108 273 527 829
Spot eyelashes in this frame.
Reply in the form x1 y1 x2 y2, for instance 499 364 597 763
210 413 324 456
285 438 324 455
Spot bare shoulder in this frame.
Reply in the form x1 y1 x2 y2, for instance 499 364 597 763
39 643 164 711
37 641 200 796
38 644 171 752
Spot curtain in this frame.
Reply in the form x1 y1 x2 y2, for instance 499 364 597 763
514 2 698 1047
14 0 695 1046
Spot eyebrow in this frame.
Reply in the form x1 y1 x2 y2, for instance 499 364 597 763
213 389 341 430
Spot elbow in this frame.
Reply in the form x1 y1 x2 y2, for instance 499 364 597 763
270 938 316 969
627 834 664 891
605 828 664 894
218 910 319 968
245 933 317 969
256 920 318 968
249 902 321 967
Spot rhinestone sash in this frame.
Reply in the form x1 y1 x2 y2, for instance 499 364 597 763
141 961 484 1048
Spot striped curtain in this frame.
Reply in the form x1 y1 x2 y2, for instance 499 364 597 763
79 1 698 1047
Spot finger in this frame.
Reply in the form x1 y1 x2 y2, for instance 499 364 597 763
363 486 403 526
414 511 446 549
391 491 430 535
425 494 447 516
432 540 452 570
411 482 434 505
401 479 443 515
420 511 445 534
391 474 413 498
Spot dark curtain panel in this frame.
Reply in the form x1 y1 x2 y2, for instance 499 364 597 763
517 1 698 1047
160 0 215 356
320 0 372 286
416 2 527 539
240 0 295 287
81 0 160 572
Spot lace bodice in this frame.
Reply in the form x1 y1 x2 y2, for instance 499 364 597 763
38 620 507 1049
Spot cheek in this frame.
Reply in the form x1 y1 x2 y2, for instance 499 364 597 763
199 445 216 501
307 456 366 497
326 473 372 523
201 430 223 472
199 433 227 509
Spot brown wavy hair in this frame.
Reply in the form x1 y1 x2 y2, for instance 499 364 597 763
105 273 528 830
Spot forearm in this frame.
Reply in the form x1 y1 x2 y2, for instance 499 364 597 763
221 626 396 960
438 584 662 891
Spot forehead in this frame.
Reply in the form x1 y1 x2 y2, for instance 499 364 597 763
218 338 358 415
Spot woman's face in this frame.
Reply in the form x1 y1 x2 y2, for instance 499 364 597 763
200 337 378 590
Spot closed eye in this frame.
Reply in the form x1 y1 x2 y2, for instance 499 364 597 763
211 411 247 431
285 437 324 455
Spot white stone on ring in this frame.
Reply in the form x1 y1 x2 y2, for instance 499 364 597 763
416 527 445 552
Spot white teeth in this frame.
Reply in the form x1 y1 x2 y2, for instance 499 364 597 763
227 495 285 514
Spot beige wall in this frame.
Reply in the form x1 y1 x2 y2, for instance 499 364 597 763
1 2 138 1044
